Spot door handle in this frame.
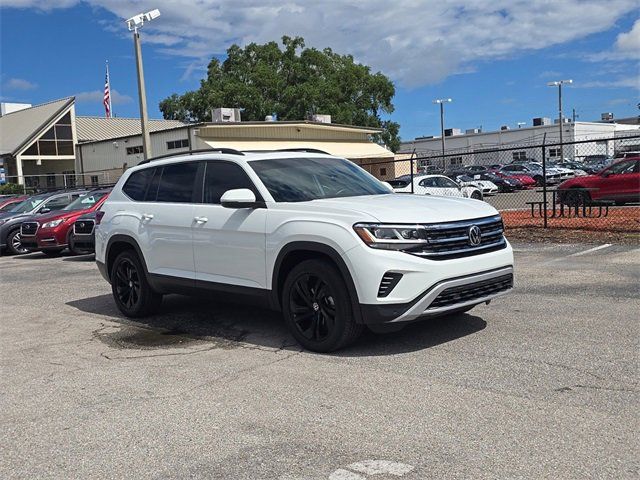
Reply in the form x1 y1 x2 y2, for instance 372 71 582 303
141 213 154 221
194 216 208 224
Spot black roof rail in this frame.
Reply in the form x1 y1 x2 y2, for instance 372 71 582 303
274 148 331 155
139 147 245 165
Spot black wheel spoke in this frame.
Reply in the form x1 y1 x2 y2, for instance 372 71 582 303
115 259 141 311
289 273 336 343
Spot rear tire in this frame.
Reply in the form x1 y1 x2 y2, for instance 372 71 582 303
563 188 590 207
111 249 162 318
282 259 363 352
7 229 28 255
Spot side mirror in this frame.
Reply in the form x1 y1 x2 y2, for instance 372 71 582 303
220 189 261 209
39 207 51 214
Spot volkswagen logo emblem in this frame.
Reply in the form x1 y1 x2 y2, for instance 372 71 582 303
468 225 482 246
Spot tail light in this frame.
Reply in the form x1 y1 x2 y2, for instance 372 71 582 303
95 210 105 225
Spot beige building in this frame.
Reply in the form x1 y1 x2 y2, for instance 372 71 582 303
76 120 394 183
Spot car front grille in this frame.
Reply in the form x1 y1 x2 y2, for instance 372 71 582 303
428 273 514 310
407 215 506 260
20 222 39 236
74 219 95 235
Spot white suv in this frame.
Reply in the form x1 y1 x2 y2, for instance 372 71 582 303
95 150 514 352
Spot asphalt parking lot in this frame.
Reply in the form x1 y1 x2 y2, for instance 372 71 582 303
1 242 638 479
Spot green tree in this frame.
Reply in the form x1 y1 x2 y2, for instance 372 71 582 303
159 36 401 151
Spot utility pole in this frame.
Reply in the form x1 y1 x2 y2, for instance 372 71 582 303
547 79 573 160
433 98 452 167
126 9 161 161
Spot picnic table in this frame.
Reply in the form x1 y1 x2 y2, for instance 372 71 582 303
525 188 613 218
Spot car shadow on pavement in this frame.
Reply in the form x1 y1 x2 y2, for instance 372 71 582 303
66 293 486 356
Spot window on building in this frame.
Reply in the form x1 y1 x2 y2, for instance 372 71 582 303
47 174 56 188
156 162 199 203
379 167 387 176
167 139 190 150
449 157 463 165
90 175 99 186
548 148 561 158
203 161 258 204
22 111 74 157
512 151 527 160
63 171 76 187
126 145 144 155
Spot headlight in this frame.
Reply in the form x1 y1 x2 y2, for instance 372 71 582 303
353 223 428 251
42 219 65 228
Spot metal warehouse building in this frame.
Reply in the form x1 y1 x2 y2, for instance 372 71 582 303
399 118 640 168
76 119 394 184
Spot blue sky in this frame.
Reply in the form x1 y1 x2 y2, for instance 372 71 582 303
1 1 638 141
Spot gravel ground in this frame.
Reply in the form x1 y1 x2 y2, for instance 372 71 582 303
1 242 638 479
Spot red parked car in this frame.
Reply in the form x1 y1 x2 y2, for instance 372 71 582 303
20 189 110 255
493 171 537 188
0 195 28 212
558 157 640 206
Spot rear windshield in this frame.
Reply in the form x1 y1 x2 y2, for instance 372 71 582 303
249 157 389 202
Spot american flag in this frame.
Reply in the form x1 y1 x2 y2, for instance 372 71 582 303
103 62 112 118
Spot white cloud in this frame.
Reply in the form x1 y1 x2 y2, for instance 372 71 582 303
588 19 640 61
1 0 638 87
74 89 133 104
4 77 38 90
577 77 639 89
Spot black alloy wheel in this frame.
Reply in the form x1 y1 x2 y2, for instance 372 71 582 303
282 259 363 352
289 273 336 343
114 257 141 310
110 250 162 317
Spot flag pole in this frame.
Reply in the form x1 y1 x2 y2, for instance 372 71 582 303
106 60 113 118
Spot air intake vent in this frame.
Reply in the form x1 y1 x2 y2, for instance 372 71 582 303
378 272 403 298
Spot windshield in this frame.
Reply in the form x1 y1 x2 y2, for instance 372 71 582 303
63 192 108 211
8 197 46 213
249 157 390 202
457 175 474 182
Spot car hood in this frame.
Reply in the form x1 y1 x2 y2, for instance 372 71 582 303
310 194 499 223
0 211 30 222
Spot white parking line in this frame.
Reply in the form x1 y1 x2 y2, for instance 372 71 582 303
568 244 612 257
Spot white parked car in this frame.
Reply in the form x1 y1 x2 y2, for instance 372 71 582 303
392 174 484 200
95 151 513 352
453 175 499 196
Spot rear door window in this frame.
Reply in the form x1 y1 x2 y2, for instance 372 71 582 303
156 162 199 203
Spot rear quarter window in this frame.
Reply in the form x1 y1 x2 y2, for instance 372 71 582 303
122 168 154 201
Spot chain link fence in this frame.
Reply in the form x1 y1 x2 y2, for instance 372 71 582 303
360 134 640 233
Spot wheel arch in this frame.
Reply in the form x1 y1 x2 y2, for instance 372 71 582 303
105 235 149 282
271 241 363 323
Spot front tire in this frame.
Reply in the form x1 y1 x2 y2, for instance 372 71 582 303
7 229 29 255
111 249 162 318
470 190 483 200
282 259 363 352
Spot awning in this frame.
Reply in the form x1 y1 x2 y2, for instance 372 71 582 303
199 139 393 159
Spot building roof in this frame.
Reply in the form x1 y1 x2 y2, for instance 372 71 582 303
0 97 74 156
75 116 186 143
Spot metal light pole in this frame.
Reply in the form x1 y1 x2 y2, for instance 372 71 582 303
547 79 572 160
433 98 452 167
126 9 161 161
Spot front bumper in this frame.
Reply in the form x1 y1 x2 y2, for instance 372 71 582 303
360 266 513 323
344 237 514 324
